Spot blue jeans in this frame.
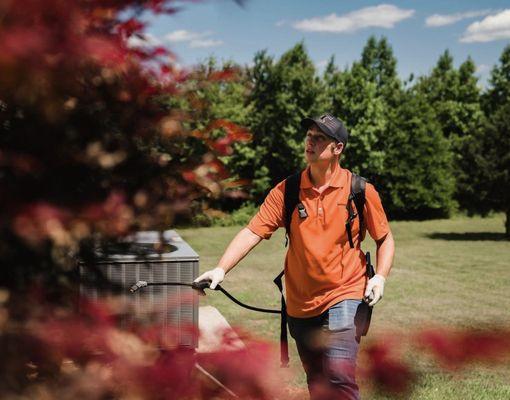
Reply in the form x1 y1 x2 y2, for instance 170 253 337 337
288 300 368 400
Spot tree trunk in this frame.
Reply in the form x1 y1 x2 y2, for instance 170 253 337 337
506 208 510 240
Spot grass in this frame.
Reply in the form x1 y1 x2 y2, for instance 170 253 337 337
179 214 510 399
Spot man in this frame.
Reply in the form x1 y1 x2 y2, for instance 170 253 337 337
195 114 395 399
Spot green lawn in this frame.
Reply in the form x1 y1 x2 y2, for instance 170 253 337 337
180 214 510 399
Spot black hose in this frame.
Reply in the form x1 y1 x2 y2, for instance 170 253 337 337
130 280 281 315
215 286 280 314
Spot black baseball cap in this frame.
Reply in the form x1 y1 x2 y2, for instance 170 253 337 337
301 113 349 145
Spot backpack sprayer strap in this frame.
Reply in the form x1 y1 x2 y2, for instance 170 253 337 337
273 270 289 368
346 194 357 249
284 171 302 247
346 173 366 249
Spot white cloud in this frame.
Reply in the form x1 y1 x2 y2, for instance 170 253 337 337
275 20 287 27
164 30 212 43
461 9 510 42
189 39 224 48
426 10 493 27
164 29 223 48
293 4 414 33
127 33 162 48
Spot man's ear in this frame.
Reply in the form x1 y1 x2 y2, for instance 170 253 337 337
333 142 344 156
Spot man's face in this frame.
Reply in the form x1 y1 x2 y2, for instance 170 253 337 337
304 124 343 164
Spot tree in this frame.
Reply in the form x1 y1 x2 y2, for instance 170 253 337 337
417 51 483 141
166 57 253 213
230 43 321 201
381 88 456 218
360 36 401 106
484 44 510 112
480 104 510 237
315 55 339 112
453 57 486 211
329 62 387 181
338 36 402 185
226 50 277 198
478 45 510 237
415 51 484 211
181 57 251 131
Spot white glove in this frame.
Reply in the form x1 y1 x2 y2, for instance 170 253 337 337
194 267 225 290
364 274 386 306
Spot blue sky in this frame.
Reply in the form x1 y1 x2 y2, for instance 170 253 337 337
140 0 510 87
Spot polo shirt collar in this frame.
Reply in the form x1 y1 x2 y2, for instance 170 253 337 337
300 165 346 189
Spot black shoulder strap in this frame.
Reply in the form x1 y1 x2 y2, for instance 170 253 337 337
346 173 367 248
276 172 301 369
284 171 302 247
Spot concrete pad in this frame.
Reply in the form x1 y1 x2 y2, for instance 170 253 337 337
197 306 244 353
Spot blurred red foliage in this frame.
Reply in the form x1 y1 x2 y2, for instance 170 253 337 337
0 292 286 399
0 1 257 394
362 339 416 395
0 0 250 289
416 327 510 369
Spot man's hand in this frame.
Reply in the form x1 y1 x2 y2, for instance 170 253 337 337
194 267 225 290
364 274 386 306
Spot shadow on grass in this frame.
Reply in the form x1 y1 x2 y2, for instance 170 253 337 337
426 232 508 241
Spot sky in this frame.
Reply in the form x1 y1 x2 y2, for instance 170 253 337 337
140 0 510 87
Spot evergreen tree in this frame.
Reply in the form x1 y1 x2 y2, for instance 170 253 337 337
481 104 510 237
453 57 486 211
484 44 510 112
415 51 484 211
225 50 276 198
360 36 401 107
316 55 339 112
479 45 510 237
231 43 321 201
323 36 404 185
382 88 456 218
330 62 386 181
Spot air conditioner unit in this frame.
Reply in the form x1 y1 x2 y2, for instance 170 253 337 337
79 230 199 348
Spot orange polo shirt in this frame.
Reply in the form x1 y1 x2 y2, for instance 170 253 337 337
247 166 390 318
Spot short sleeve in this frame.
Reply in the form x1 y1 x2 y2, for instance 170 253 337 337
364 183 391 241
247 180 285 240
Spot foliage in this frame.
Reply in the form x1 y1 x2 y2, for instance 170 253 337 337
0 294 286 399
183 37 509 226
228 43 321 202
381 87 455 218
476 104 510 234
0 0 251 291
414 51 485 212
474 44 510 236
179 37 509 228
190 202 258 227
360 36 402 108
329 61 387 180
